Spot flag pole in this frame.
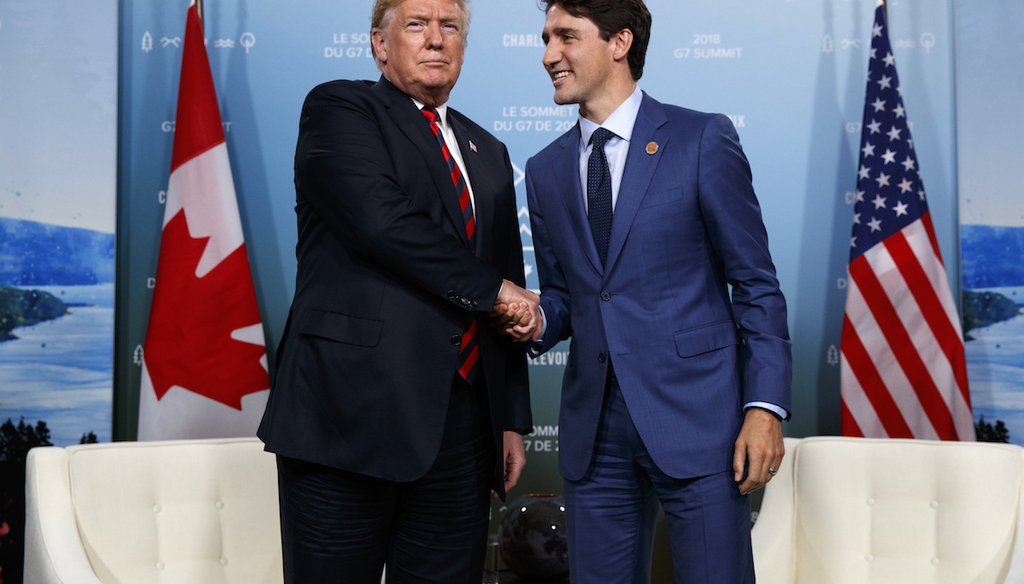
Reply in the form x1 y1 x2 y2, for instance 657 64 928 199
196 0 204 24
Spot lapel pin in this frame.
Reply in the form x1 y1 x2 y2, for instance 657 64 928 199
645 141 659 155
469 140 478 153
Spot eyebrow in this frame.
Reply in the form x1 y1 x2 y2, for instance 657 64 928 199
404 9 460 22
544 26 577 36
545 26 579 38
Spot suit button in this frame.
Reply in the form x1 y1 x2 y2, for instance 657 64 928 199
600 291 611 301
447 290 457 300
598 353 606 363
451 334 462 346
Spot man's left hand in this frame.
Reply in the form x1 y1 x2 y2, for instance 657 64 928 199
503 430 526 492
733 408 784 495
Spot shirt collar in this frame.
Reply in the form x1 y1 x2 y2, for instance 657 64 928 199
380 72 451 129
578 85 643 147
411 97 450 130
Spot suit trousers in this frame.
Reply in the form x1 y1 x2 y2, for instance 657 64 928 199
277 376 494 584
564 367 754 584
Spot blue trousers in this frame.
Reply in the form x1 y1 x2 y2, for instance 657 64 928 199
564 372 754 584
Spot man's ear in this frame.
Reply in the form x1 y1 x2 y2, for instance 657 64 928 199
372 29 388 64
611 28 633 63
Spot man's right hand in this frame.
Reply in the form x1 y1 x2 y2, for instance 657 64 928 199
492 280 542 342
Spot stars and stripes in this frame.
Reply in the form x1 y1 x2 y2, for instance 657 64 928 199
840 1 974 440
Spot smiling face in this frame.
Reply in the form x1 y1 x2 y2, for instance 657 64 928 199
541 4 633 122
372 0 467 107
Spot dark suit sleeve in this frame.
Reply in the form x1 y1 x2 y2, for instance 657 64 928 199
697 114 792 414
525 158 572 352
497 146 533 433
295 83 502 311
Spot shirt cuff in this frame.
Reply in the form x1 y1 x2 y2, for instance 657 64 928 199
744 401 788 421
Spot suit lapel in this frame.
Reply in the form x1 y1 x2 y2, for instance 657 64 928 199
555 125 603 273
372 78 469 247
605 94 669 273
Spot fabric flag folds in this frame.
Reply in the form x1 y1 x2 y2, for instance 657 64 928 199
840 1 974 440
138 2 270 440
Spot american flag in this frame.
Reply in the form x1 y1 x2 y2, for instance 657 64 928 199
840 1 974 440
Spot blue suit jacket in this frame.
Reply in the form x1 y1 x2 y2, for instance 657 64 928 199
525 93 791 481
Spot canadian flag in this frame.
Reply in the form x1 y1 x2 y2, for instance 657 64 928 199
138 1 270 440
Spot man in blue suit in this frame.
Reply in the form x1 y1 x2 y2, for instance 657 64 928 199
523 1 792 581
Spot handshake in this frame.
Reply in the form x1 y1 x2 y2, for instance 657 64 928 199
490 279 542 342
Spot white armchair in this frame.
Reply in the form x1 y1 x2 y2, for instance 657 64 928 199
24 438 283 584
752 436 1024 583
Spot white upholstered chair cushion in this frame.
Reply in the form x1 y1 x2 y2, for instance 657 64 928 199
25 438 283 584
752 436 1024 583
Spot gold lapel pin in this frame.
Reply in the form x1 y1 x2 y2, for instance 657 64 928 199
645 141 659 155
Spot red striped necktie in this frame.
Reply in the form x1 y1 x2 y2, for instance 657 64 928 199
421 106 480 384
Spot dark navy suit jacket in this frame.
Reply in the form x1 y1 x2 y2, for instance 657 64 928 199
526 93 791 482
259 77 532 496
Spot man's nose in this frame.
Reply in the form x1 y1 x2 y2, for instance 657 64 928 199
426 22 444 48
542 43 559 68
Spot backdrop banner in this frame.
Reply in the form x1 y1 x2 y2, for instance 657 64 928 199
955 0 1024 445
116 0 960 538
0 1 118 580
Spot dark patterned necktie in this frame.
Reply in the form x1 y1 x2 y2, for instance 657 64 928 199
422 107 479 383
587 128 615 265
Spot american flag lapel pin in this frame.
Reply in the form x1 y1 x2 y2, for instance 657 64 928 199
469 140 478 153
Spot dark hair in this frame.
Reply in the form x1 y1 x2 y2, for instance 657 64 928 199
542 0 651 80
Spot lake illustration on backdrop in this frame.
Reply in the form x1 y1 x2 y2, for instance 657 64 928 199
962 224 1024 445
0 217 115 445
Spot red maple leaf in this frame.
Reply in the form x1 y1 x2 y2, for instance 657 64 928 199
144 210 269 409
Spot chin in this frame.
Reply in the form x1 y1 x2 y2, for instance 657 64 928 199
420 79 457 96
552 92 575 106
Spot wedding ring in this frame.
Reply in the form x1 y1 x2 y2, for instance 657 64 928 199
768 467 778 476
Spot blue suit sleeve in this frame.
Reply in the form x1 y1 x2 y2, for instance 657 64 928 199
697 114 792 415
525 158 572 353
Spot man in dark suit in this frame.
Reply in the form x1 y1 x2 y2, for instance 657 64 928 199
523 1 792 581
257 0 538 582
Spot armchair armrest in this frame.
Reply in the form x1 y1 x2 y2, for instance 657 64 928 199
751 437 800 584
24 446 102 584
1003 449 1024 583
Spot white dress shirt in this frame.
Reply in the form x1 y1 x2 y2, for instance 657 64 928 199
412 99 476 216
577 86 643 211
